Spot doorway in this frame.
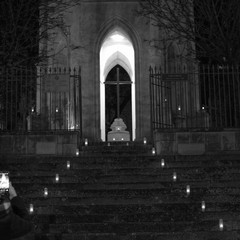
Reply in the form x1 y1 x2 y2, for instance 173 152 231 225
100 29 135 141
105 65 132 138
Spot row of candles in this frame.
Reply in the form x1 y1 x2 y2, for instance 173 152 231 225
28 137 225 231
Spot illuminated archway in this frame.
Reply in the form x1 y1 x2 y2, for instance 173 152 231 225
100 29 135 141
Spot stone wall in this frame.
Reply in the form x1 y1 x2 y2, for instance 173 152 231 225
154 130 240 155
0 132 80 155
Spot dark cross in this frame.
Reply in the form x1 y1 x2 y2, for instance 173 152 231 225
105 67 132 118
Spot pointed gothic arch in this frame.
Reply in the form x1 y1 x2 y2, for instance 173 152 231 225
94 16 142 141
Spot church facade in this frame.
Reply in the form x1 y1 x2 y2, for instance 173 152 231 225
44 0 186 142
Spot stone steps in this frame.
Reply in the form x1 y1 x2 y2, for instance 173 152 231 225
1 147 240 239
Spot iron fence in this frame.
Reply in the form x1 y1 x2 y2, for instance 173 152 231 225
0 67 82 134
150 65 240 131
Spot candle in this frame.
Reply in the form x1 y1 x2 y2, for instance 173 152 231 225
84 138 88 146
186 185 190 196
76 148 79 156
67 161 71 169
173 172 177 181
152 147 156 155
143 137 147 145
161 158 165 168
29 204 34 214
201 201 205 212
55 174 59 183
219 219 224 231
44 188 48 198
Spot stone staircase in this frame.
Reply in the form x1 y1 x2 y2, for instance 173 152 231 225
1 142 240 240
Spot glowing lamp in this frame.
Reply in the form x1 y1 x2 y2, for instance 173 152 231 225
219 219 224 231
121 138 124 141
56 107 59 113
113 138 116 141
186 185 190 196
152 147 156 155
29 204 34 214
44 188 48 198
173 172 177 182
55 174 59 183
31 107 34 113
67 161 71 169
84 138 88 146
201 201 205 212
161 158 165 168
143 137 147 145
178 105 181 111
202 106 205 110
76 148 79 156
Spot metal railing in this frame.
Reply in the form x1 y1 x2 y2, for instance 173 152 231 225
150 65 240 131
0 67 82 134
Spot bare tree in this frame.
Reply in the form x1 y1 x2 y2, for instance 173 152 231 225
138 0 240 64
0 0 80 68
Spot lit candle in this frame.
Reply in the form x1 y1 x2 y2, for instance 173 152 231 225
56 107 59 113
173 172 177 181
44 187 48 198
55 174 59 183
219 219 224 231
29 204 34 214
178 105 181 111
161 158 165 168
76 148 79 156
186 185 190 196
84 138 88 146
31 107 34 113
202 105 205 110
152 147 156 155
201 201 205 212
143 137 147 145
67 161 71 169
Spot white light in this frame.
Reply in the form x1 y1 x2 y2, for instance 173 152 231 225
113 138 116 141
44 188 48 198
117 127 120 131
186 185 190 196
76 148 79 156
55 174 59 183
178 105 181 111
202 106 205 110
152 147 156 155
110 33 125 41
201 201 205 212
56 107 59 113
84 138 88 146
31 107 34 113
121 138 124 141
161 158 165 168
219 219 224 231
143 137 147 145
173 172 177 181
29 204 34 214
67 161 70 169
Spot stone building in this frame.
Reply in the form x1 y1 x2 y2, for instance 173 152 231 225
43 0 188 142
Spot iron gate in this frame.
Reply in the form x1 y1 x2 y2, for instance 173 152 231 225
0 67 82 134
150 65 240 131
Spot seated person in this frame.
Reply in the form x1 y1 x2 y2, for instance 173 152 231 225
0 182 33 239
